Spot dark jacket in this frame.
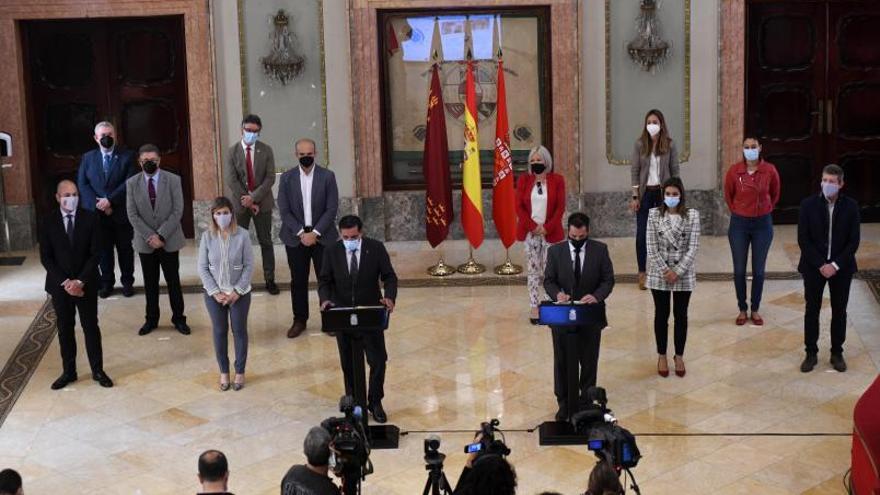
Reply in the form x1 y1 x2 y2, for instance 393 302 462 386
277 165 340 247
318 237 398 307
39 208 101 295
76 147 137 224
543 239 615 329
798 193 860 276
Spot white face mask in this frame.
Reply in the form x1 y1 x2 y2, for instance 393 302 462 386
60 195 79 212
214 212 232 230
646 123 661 137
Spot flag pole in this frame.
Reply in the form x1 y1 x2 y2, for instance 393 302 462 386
457 245 485 274
494 248 522 275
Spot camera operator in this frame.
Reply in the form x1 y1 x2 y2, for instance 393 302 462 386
452 434 517 495
281 427 341 495
584 462 623 495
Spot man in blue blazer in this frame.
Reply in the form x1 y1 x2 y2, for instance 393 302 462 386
77 121 137 298
798 164 861 373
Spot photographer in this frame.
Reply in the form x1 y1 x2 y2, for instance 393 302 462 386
453 434 517 495
281 427 341 495
584 462 623 495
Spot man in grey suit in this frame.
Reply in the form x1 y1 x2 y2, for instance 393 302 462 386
543 212 615 421
126 143 190 336
277 138 339 338
224 114 279 295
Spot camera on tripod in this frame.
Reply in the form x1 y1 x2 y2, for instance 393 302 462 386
321 396 373 494
463 418 511 460
571 387 641 470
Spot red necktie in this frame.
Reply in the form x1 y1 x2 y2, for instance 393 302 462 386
245 146 255 192
148 177 156 208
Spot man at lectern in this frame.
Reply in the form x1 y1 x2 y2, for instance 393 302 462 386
318 215 398 424
543 212 615 421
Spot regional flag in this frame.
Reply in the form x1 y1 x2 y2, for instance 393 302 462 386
491 55 516 248
461 56 484 248
423 63 453 247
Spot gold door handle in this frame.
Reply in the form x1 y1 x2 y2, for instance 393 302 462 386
826 98 833 135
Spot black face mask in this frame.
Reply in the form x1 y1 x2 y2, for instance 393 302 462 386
299 156 315 168
569 237 587 249
142 160 158 175
530 163 546 175
99 135 114 149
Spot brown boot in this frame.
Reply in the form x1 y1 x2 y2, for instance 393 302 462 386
638 272 647 290
287 319 306 338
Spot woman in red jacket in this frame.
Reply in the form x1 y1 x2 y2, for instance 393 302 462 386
723 136 781 326
516 145 566 324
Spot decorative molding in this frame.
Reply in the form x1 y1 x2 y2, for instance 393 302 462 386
0 300 54 428
605 0 691 165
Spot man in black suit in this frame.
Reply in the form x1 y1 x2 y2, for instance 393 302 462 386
798 164 861 373
318 215 397 423
543 212 614 420
39 180 113 390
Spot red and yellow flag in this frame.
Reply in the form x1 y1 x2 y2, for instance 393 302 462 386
423 63 453 248
461 58 484 248
492 57 515 248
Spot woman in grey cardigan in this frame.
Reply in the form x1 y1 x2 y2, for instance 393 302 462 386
198 196 254 391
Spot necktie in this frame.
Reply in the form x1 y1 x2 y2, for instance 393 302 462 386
65 214 74 244
245 146 255 192
102 154 111 180
148 177 156 208
349 249 359 279
573 246 582 287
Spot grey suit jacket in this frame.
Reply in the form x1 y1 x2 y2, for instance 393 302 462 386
630 139 679 199
543 239 615 328
197 227 254 295
126 170 185 253
277 165 339 247
224 140 276 213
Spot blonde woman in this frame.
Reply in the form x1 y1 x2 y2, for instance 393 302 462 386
197 196 254 391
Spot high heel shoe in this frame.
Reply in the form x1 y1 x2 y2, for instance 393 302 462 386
219 374 230 392
657 356 669 377
232 374 244 391
674 356 686 377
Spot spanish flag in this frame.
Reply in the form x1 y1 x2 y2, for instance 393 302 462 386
461 56 484 248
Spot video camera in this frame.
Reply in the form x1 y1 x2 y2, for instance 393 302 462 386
321 396 373 494
463 418 511 462
572 387 641 470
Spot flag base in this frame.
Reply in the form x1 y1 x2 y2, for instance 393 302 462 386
427 258 456 277
494 260 522 275
457 252 485 275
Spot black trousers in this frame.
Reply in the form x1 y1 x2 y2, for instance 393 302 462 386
139 249 185 325
51 289 103 375
98 217 134 289
336 333 387 405
551 325 602 407
650 289 692 356
803 269 853 355
285 243 324 322
235 208 275 281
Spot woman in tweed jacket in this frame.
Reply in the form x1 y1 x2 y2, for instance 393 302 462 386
646 177 700 378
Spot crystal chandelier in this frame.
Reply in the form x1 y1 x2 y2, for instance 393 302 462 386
261 9 305 85
626 0 671 73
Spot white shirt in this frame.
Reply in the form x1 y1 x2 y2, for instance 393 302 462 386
568 241 586 274
300 167 314 229
647 153 661 186
827 199 835 262
530 181 548 225
346 245 362 274
60 207 77 229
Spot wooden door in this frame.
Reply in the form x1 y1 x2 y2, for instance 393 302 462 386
22 16 194 236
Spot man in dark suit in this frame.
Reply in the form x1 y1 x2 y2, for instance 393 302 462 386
77 121 137 298
278 138 340 338
543 212 615 420
224 114 278 295
39 180 113 390
798 164 861 373
318 215 397 423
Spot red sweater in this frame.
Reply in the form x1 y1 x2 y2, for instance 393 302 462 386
515 172 566 243
724 160 781 218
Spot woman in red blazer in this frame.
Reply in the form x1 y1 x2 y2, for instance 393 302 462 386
516 145 566 324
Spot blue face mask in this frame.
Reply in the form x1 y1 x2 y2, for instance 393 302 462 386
821 182 840 198
664 196 680 208
243 131 259 145
743 148 760 162
343 238 361 252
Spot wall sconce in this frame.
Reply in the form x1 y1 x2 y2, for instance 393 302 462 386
626 0 671 73
260 9 305 85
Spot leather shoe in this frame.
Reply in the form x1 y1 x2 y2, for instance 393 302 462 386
287 320 306 339
98 287 113 299
800 353 818 373
138 322 157 336
175 322 191 335
830 353 847 372
369 402 388 424
92 371 114 388
555 403 569 421
121 285 135 297
51 372 77 390
266 280 280 295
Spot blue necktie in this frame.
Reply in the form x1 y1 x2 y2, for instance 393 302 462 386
102 154 111 180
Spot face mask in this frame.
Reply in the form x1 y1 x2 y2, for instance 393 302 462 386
530 163 546 175
743 148 760 162
99 135 114 149
299 156 315 168
569 237 586 249
242 131 259 145
821 182 840 198
214 212 232 230
142 160 158 175
60 195 79 211
343 238 361 252
646 124 661 137
664 196 680 208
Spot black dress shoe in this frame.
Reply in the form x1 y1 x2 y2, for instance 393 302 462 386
529 318 539 325
121 285 135 297
138 322 157 336
555 403 569 422
369 402 388 424
266 280 280 295
800 353 818 373
98 287 113 299
51 372 77 390
830 353 847 372
92 371 114 388
174 322 191 335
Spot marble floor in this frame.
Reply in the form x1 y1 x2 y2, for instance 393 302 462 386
1 275 879 494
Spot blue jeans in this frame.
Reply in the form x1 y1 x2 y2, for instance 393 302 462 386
636 188 663 272
728 214 773 312
204 292 251 374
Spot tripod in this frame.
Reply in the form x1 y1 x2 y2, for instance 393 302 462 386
422 458 453 495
